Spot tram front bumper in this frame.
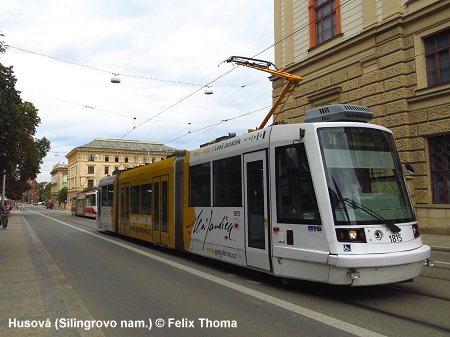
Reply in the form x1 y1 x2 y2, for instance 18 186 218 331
327 245 431 268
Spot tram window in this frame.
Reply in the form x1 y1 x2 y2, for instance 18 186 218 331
130 185 140 214
86 194 95 207
101 186 108 206
275 144 321 224
189 163 211 207
213 155 242 207
140 184 152 214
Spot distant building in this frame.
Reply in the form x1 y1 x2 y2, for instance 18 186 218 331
23 179 39 204
274 0 450 233
66 138 177 204
50 163 68 206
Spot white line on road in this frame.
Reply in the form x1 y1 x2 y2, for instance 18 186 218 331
433 261 450 265
31 210 387 337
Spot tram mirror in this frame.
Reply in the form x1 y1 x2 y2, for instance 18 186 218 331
405 163 415 175
299 128 305 139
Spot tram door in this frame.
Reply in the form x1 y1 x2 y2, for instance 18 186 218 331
152 176 169 246
244 151 271 271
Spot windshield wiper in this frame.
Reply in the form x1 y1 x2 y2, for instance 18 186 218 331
341 198 401 233
331 177 351 225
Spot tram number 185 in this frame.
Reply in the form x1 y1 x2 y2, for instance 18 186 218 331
389 234 402 243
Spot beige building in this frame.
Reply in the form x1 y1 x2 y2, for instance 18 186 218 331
66 138 176 203
274 0 450 233
50 163 68 206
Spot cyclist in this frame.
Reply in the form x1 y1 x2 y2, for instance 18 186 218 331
1 202 9 229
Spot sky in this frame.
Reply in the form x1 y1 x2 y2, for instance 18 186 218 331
0 0 274 182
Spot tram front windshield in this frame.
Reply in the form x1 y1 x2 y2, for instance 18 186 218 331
318 127 415 226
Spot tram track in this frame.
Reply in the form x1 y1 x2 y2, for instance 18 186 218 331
326 275 450 335
340 293 450 335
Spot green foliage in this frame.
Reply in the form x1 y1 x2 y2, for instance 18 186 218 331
42 182 51 201
57 186 68 204
0 34 50 199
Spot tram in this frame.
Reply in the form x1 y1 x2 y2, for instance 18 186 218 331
71 190 98 218
97 104 431 286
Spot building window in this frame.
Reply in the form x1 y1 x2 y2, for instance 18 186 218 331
425 29 450 86
309 0 341 47
125 156 129 163
88 154 95 161
105 155 109 162
134 156 138 163
104 166 109 175
87 166 94 174
115 155 119 162
87 179 94 189
429 135 450 204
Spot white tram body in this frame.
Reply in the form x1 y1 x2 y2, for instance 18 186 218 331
97 176 115 231
97 104 431 286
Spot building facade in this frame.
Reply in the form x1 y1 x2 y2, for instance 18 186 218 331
50 163 68 206
23 179 39 204
274 0 450 233
66 138 176 204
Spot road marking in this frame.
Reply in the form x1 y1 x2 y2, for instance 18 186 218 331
21 215 105 337
30 210 386 337
434 261 450 265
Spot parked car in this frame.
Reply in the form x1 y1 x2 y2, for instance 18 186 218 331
46 201 54 209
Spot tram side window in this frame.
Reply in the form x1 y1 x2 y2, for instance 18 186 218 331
86 194 96 207
275 144 321 224
189 163 211 207
213 155 242 207
101 186 108 206
130 186 140 214
107 185 113 206
140 184 152 215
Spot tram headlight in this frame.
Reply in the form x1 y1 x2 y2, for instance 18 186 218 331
412 224 420 238
336 228 366 243
348 230 358 240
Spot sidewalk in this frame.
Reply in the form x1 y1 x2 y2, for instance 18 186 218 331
0 212 103 337
421 233 450 252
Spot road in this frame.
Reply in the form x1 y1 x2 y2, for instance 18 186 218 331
18 206 450 336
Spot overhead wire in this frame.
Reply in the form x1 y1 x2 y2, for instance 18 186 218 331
9 0 358 143
120 0 359 140
164 105 271 145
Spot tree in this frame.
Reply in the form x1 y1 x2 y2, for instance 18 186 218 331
0 34 50 199
41 182 51 201
57 186 68 206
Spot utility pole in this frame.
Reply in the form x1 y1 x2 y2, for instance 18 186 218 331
2 171 5 205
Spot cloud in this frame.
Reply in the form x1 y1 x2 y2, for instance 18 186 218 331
0 0 274 182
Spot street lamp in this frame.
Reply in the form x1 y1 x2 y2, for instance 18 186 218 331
111 74 121 83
